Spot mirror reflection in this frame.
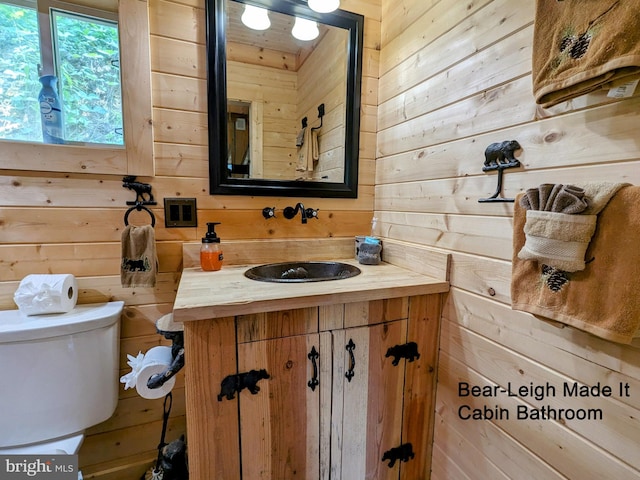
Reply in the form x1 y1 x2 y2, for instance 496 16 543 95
225 0 348 183
207 0 363 198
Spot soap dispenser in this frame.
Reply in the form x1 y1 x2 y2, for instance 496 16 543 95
200 222 223 271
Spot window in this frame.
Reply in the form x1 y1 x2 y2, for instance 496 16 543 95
0 0 123 145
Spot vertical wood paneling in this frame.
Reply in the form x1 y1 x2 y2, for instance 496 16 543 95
378 0 640 479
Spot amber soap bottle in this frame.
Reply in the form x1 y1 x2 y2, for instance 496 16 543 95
200 222 223 271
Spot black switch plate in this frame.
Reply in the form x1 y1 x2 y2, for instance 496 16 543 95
164 198 197 227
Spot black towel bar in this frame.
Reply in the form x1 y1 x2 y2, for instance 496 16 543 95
124 204 156 227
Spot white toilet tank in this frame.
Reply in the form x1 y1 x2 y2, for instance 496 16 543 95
0 301 123 449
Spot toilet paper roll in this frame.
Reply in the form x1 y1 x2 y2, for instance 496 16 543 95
13 274 78 316
135 346 176 399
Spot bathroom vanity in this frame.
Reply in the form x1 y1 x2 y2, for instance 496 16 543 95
173 259 449 479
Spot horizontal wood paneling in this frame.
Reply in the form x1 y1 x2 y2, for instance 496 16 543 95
376 95 640 185
378 0 640 478
379 0 533 104
0 0 378 477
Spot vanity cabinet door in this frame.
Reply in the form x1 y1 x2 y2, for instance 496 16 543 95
237 332 329 480
329 294 442 480
332 320 408 480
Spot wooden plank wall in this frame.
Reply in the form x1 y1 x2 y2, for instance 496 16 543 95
0 0 379 478
298 27 348 182
227 58 299 180
377 0 640 479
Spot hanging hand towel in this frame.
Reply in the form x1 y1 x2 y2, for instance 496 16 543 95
517 183 592 272
295 126 319 172
532 0 640 108
296 127 306 147
121 224 158 287
516 182 628 271
520 183 589 214
511 185 640 344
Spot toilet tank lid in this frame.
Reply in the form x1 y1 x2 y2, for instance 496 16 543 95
0 301 124 343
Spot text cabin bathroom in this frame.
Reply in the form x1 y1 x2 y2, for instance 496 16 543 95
1 0 639 478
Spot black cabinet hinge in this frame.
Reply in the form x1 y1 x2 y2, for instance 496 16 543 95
382 442 415 468
217 369 270 401
385 342 420 366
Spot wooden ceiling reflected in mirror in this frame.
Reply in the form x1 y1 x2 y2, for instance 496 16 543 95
206 0 364 198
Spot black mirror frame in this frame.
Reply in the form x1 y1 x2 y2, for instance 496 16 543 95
206 0 364 198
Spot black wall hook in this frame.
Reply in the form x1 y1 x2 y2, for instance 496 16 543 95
123 176 157 226
312 103 325 132
478 140 522 203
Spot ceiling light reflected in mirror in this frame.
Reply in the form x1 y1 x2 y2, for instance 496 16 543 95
241 4 270 30
291 17 319 41
307 0 339 13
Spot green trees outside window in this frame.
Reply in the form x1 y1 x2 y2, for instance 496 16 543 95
0 0 123 145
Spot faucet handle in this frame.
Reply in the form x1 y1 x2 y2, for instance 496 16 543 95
305 208 319 219
262 207 276 219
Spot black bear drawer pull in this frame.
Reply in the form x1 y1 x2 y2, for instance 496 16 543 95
382 442 415 468
385 342 420 366
217 369 270 401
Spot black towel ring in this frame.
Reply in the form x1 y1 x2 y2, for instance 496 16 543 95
124 204 156 227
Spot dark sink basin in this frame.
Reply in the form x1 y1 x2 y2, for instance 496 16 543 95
244 261 361 283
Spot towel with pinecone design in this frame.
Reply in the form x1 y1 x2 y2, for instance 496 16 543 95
511 186 640 345
532 0 640 108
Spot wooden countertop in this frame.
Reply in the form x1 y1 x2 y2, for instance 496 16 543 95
172 259 449 322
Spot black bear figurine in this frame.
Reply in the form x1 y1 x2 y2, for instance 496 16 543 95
158 435 188 480
483 140 521 169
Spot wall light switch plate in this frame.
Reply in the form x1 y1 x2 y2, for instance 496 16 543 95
164 198 197 227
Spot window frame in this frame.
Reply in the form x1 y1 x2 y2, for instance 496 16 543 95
0 0 153 176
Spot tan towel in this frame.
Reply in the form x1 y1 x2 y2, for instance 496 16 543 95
511 185 640 344
518 209 597 272
121 224 158 287
520 183 589 214
532 0 640 108
296 127 306 147
295 127 319 172
517 182 628 271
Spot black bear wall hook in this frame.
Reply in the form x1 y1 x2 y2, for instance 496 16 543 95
479 140 522 203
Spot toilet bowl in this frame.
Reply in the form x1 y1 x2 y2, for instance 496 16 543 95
0 301 123 466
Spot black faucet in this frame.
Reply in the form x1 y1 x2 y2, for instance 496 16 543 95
283 203 307 224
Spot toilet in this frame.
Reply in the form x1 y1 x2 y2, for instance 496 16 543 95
0 301 124 476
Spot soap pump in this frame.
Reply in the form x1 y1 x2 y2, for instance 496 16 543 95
200 222 223 271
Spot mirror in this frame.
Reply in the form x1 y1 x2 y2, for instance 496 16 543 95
206 0 363 197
